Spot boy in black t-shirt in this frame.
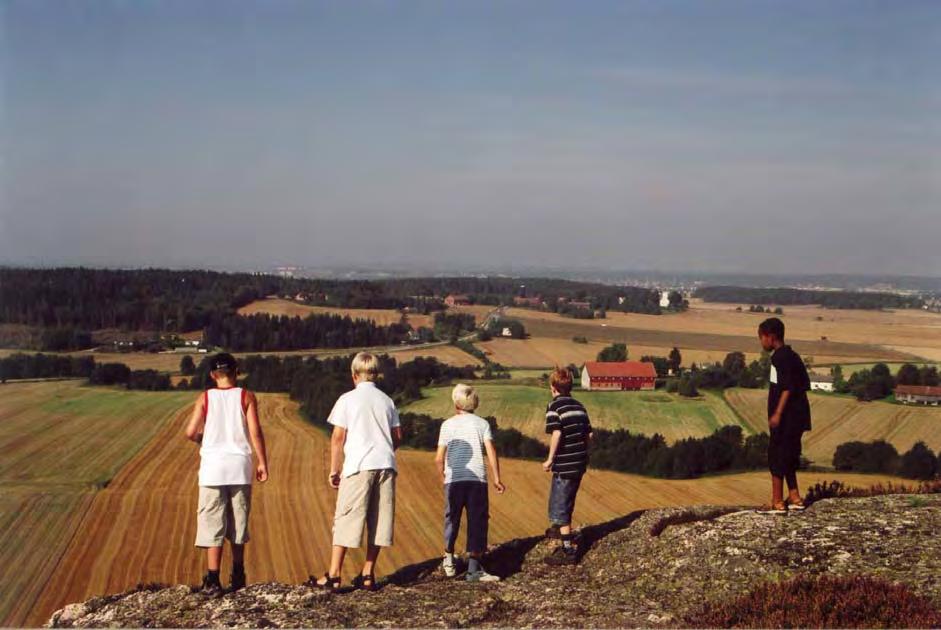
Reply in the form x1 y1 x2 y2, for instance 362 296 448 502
758 317 811 514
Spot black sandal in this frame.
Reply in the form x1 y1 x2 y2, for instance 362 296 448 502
310 573 340 590
352 573 378 592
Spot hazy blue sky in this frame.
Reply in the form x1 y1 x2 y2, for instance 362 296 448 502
2 0 939 275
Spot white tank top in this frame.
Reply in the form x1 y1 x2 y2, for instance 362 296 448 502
198 388 254 486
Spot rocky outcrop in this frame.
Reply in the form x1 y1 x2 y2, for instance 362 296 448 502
49 495 941 628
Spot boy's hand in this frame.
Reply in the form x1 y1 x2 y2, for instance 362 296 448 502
329 472 341 489
493 479 506 494
256 463 269 482
542 459 553 472
768 413 782 429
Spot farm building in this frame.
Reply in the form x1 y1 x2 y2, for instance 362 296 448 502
581 361 657 391
809 373 835 392
895 385 941 406
444 294 471 307
513 296 543 308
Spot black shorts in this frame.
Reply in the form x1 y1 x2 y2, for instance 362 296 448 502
768 428 803 477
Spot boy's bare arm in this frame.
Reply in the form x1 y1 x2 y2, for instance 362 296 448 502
329 426 347 489
392 425 403 450
770 390 791 429
484 439 505 493
184 394 206 443
245 392 269 482
434 445 447 481
543 429 562 471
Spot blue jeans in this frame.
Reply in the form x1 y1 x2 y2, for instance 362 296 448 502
444 481 489 554
548 473 582 526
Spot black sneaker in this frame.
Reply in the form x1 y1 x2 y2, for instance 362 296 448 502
201 574 224 597
229 569 246 592
545 525 562 540
543 545 578 566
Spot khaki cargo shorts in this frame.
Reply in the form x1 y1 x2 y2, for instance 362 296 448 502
195 484 252 547
333 469 396 548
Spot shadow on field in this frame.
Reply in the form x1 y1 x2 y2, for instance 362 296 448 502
385 509 649 585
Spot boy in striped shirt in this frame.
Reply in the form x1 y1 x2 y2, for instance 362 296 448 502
435 384 506 581
542 367 592 566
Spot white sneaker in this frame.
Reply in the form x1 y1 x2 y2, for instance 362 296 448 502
441 554 457 578
465 569 500 582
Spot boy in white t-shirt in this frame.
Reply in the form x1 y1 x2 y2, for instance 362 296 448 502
435 384 506 582
312 352 403 592
184 353 269 596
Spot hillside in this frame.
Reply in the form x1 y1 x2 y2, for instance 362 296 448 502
49 494 941 628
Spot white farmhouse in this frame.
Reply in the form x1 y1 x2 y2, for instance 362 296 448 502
809 373 834 392
659 290 671 308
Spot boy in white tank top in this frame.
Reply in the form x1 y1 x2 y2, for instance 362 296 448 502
185 353 269 596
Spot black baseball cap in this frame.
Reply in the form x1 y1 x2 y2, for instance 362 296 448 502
210 353 238 372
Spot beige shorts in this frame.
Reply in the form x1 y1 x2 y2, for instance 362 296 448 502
195 485 252 547
333 469 396 548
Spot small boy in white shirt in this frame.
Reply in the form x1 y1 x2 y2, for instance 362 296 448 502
435 383 506 581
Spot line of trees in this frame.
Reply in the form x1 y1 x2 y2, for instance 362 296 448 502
697 286 923 310
0 352 96 381
829 363 939 401
398 413 770 479
834 440 940 480
202 312 415 352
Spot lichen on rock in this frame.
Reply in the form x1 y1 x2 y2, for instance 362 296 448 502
48 495 941 628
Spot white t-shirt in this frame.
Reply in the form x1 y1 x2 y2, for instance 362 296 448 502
328 381 400 478
199 388 254 486
437 413 493 484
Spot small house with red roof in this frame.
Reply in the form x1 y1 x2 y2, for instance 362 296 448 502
895 385 941 406
581 361 658 391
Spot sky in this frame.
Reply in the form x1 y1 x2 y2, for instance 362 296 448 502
1 0 939 276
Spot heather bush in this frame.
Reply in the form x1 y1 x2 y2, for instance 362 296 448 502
688 574 941 628
805 479 941 506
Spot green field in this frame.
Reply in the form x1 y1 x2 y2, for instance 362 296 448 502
0 381 194 627
402 384 749 443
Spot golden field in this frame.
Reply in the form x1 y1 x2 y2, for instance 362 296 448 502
238 298 433 329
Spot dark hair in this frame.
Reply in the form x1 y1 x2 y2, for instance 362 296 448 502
210 352 238 377
550 366 573 395
758 317 785 340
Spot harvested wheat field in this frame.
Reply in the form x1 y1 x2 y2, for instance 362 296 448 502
725 388 941 467
403 384 747 442
497 302 934 363
238 298 433 329
0 382 195 627
4 382 908 626
476 337 757 369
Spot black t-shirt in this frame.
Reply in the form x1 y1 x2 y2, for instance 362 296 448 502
768 345 812 434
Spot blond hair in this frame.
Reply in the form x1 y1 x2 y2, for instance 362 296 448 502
351 352 381 381
451 383 479 412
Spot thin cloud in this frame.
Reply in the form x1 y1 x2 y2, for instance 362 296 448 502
592 66 859 99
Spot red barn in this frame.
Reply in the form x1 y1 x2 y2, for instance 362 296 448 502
581 361 657 391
